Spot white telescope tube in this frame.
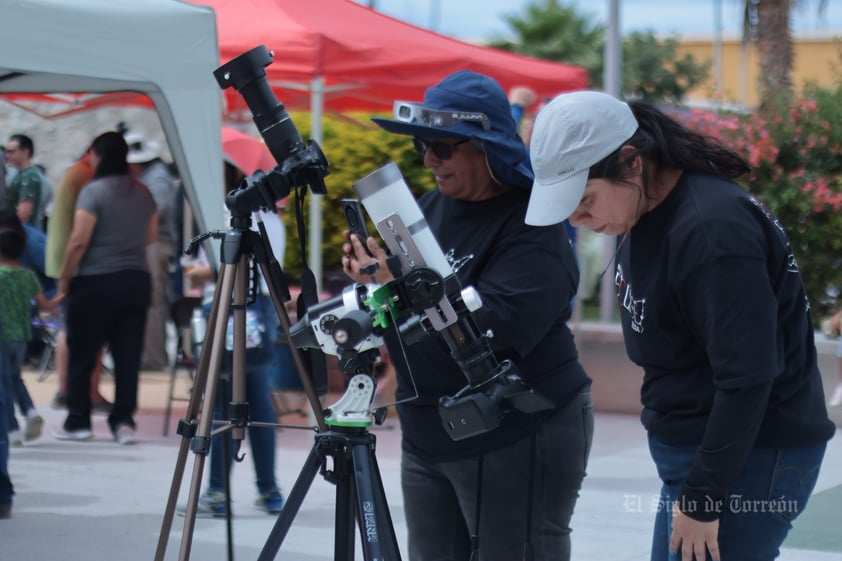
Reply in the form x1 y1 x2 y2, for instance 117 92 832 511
353 162 453 278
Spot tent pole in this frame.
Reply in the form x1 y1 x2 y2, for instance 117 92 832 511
599 0 622 324
309 76 324 292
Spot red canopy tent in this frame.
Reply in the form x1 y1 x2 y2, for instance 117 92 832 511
188 0 587 275
197 0 587 116
5 0 588 280
8 1 587 119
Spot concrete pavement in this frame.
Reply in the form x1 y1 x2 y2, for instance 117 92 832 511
4 367 841 561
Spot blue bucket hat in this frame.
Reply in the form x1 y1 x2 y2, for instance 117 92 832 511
371 70 533 190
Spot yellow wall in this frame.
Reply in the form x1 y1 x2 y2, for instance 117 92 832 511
674 33 842 107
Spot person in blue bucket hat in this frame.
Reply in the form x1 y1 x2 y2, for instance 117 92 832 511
342 70 593 561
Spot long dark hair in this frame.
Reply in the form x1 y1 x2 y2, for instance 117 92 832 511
588 101 750 197
91 132 129 178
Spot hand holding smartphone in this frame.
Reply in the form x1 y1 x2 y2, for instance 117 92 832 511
342 197 370 240
342 197 375 258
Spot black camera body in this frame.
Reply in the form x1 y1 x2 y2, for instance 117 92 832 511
214 45 329 216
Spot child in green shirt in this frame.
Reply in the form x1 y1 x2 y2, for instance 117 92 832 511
0 221 59 448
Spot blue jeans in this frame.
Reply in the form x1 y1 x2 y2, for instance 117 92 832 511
268 344 302 391
648 435 827 561
401 388 594 561
208 294 280 496
1 339 33 433
0 342 12 508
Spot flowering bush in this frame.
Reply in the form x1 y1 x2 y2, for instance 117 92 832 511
675 84 842 316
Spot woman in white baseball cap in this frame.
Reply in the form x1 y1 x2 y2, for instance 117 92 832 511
526 91 834 561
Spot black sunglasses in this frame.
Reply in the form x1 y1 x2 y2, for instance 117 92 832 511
412 137 470 160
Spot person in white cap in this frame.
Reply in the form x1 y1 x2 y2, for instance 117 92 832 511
125 132 179 371
526 91 835 561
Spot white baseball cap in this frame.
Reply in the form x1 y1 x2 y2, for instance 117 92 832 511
124 132 161 164
525 91 638 226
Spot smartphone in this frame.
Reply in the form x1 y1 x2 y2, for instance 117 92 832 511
341 198 370 242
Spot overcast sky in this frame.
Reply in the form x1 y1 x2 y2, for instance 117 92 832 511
356 0 842 41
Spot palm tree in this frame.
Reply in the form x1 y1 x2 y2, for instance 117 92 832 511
742 0 828 107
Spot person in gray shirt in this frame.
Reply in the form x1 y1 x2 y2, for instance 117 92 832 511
53 131 158 445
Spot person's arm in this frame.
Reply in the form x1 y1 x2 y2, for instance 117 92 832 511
45 181 73 279
667 254 780 559
57 208 96 296
145 210 159 246
184 264 215 287
16 199 34 224
15 170 42 225
34 290 59 313
508 86 536 129
678 256 779 511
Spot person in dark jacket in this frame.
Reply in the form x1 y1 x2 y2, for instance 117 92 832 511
526 90 836 561
342 71 592 561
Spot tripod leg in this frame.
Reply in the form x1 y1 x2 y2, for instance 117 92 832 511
153 263 235 561
257 260 327 430
256 445 323 561
335 457 358 561
351 438 403 561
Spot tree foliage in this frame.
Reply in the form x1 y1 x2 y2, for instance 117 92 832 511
622 32 709 103
490 0 605 87
742 0 830 107
488 0 707 103
279 114 434 282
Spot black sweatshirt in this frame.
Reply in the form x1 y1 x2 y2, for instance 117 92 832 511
615 171 835 521
387 187 590 461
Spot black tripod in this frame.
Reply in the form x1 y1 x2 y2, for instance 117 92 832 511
153 210 402 561
258 358 402 561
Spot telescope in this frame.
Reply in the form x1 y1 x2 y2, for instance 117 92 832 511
290 162 553 440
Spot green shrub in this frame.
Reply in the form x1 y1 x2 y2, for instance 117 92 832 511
281 112 435 283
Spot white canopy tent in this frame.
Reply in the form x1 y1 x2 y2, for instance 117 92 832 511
0 0 225 266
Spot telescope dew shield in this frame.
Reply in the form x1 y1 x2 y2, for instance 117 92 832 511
353 162 453 279
353 162 460 330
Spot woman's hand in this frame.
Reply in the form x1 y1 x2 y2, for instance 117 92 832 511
341 230 393 285
184 264 214 287
670 502 721 561
56 276 70 301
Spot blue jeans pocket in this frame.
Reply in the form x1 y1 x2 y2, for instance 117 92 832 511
764 444 825 522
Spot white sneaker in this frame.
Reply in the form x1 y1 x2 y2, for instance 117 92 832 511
829 383 842 408
114 424 137 445
24 412 44 441
52 428 93 441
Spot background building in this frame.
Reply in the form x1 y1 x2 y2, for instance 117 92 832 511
675 31 842 108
